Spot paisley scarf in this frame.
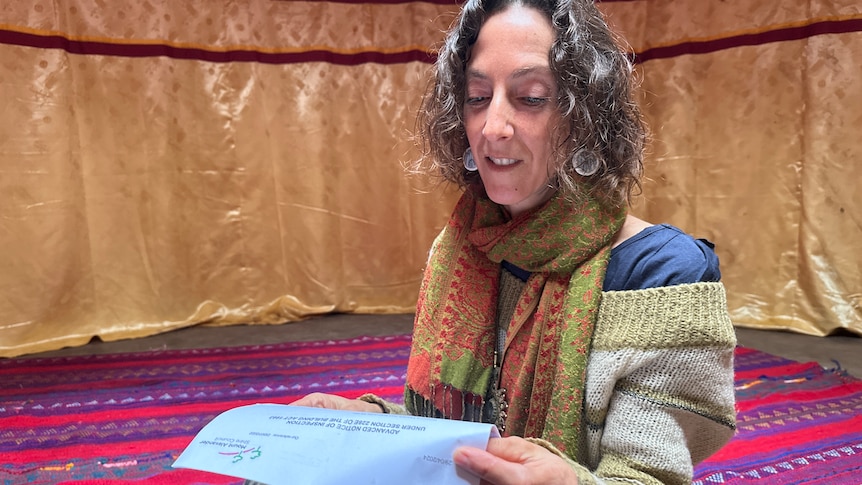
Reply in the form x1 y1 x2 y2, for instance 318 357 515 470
405 184 624 458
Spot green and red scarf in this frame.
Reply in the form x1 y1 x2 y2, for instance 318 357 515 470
405 184 624 458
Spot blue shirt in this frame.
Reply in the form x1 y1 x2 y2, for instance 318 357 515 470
502 224 721 291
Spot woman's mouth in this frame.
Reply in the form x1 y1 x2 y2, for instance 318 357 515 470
488 157 519 167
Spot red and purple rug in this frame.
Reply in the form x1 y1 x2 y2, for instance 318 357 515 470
694 346 862 484
2 335 409 484
2 334 861 484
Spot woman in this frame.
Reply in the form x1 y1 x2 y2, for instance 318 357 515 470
291 0 737 483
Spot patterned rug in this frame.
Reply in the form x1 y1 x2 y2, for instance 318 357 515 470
1 335 409 484
2 335 861 484
694 346 862 484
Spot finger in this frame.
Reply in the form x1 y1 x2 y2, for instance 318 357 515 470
484 436 535 461
453 445 527 485
290 393 382 413
289 392 332 408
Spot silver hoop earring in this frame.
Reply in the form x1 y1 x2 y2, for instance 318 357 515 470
463 147 478 172
574 149 600 177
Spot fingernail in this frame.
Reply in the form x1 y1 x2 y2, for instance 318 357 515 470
452 448 472 468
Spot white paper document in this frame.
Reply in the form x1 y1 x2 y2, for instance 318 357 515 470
173 403 499 485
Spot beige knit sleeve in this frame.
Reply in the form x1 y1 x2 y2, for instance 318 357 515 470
573 282 738 484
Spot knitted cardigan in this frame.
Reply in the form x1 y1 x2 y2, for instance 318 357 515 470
363 281 738 485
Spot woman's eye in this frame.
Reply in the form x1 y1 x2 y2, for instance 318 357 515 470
522 96 550 106
466 96 488 105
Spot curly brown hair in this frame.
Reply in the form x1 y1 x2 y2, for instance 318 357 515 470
413 0 645 207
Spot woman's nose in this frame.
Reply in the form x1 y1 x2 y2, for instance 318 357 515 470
482 97 514 140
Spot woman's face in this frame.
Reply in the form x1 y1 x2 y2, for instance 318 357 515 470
464 5 558 218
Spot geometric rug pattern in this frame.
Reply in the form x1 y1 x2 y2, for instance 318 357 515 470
694 346 862 484
3 334 861 484
2 335 409 484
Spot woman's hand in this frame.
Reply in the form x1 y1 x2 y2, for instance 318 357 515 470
289 392 383 413
453 436 579 485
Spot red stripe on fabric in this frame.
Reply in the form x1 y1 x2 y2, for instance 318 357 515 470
706 414 862 462
4 19 860 66
6 435 195 465
0 29 433 65
57 469 239 485
734 361 823 380
635 18 862 64
735 382 862 412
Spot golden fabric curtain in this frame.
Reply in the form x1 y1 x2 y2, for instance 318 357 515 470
600 0 862 337
1 0 860 357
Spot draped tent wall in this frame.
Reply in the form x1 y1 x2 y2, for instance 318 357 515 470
0 0 859 358
0 0 462 357
599 0 862 336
